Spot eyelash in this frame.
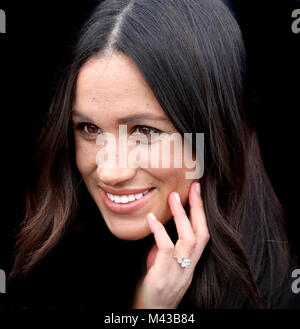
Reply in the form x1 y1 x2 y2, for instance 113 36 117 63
74 122 162 140
131 125 161 137
74 122 101 136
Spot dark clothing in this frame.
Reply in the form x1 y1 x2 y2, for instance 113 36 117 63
1 195 299 310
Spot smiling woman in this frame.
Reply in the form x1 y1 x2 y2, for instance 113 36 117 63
8 0 294 309
72 53 198 241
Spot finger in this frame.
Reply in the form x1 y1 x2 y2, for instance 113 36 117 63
146 243 159 270
146 213 174 272
168 192 195 243
189 182 210 250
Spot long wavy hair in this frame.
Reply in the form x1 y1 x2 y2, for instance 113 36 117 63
9 0 289 308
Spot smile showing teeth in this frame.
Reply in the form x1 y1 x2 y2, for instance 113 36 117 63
106 189 151 204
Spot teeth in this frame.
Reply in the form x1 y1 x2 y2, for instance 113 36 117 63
120 195 128 203
135 193 143 200
106 189 151 204
128 194 135 202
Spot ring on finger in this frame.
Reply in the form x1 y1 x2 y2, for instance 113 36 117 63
173 256 192 268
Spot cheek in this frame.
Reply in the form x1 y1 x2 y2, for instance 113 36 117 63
147 167 192 201
145 143 194 205
74 139 96 178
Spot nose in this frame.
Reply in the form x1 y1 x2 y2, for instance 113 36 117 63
95 129 139 186
97 166 137 186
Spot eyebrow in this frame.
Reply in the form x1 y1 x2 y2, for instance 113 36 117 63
72 110 95 122
71 110 169 124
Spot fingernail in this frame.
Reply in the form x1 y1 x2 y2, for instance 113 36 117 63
174 192 181 204
195 182 201 195
148 213 157 221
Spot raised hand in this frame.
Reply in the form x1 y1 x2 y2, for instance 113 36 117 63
132 181 210 309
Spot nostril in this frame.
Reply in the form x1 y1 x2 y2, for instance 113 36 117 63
96 166 137 186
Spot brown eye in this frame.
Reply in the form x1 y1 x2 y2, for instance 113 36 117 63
74 122 102 138
134 126 159 137
131 125 162 144
84 123 101 135
137 127 150 135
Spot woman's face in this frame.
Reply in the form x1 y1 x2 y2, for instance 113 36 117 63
72 52 196 240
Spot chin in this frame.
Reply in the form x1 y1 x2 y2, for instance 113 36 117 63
108 227 152 241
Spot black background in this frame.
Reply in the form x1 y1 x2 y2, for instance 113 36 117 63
0 0 299 314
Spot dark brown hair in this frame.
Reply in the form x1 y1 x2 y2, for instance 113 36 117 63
10 0 289 308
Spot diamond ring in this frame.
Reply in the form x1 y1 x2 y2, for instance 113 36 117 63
173 256 192 268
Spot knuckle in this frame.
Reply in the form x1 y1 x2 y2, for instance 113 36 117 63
174 208 187 220
178 207 187 217
147 272 166 293
185 237 197 250
201 232 210 244
161 244 174 254
155 280 166 294
190 204 199 214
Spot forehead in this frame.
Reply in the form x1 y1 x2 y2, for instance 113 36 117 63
74 52 165 119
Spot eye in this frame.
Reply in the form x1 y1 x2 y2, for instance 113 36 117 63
132 125 161 141
74 122 102 137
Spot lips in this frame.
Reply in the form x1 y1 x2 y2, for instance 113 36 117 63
99 187 155 214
